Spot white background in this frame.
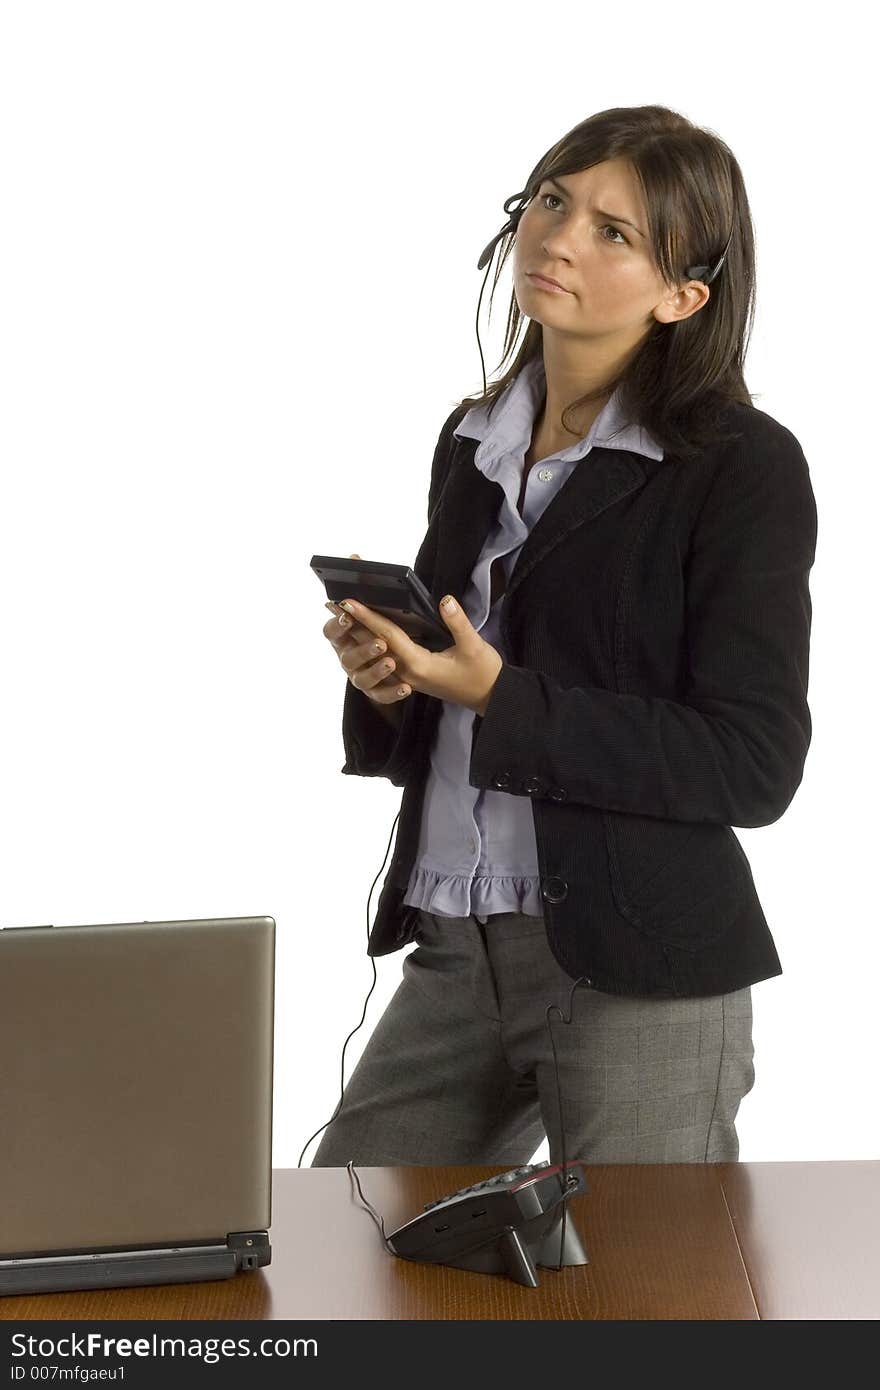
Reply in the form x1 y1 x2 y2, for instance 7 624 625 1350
0 1 875 1168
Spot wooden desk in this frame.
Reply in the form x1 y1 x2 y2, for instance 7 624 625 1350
2 1162 878 1321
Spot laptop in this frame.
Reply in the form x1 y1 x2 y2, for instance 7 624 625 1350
0 915 274 1297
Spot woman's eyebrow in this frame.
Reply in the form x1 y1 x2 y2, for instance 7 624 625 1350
546 175 646 238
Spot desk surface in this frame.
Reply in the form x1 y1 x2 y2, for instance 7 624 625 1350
2 1162 878 1321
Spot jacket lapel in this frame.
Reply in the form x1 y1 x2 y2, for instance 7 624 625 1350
433 436 650 611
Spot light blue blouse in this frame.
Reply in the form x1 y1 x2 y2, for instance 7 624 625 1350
402 355 664 923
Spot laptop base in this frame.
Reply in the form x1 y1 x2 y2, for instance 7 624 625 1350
0 1230 270 1297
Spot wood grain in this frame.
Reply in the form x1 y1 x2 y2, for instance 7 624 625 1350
3 1163 877 1321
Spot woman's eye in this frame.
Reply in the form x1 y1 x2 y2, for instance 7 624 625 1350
538 192 627 244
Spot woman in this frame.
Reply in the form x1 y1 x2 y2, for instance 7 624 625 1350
310 104 818 1167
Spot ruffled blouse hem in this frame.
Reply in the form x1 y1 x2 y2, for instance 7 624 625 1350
402 864 543 921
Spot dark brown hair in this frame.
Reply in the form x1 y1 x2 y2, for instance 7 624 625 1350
458 104 758 460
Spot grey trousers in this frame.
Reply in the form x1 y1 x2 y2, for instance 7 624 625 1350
310 909 755 1167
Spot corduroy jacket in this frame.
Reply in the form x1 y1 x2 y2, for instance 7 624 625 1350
339 397 818 998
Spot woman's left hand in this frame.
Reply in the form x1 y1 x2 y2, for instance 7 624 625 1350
331 594 503 717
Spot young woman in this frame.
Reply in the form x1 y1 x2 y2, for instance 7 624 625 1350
310 104 818 1168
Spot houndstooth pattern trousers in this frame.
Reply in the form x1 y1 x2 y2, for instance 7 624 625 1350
311 908 755 1167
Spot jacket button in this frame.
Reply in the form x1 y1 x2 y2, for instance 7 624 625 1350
522 776 542 794
541 876 568 903
548 786 567 801
492 771 512 789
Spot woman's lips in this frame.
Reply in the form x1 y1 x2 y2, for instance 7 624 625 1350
527 273 570 294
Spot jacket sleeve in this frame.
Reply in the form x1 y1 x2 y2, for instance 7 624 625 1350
339 403 466 784
467 423 819 828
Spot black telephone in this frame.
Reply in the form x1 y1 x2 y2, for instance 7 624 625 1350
386 1160 590 1288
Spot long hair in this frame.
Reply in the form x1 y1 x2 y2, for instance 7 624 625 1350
460 105 758 460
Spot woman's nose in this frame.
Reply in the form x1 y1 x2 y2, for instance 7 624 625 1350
539 228 578 261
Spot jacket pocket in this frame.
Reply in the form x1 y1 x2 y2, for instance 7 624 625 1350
602 812 753 950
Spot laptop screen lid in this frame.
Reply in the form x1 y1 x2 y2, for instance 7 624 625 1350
0 915 274 1296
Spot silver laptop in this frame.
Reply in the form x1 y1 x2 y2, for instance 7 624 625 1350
0 915 274 1297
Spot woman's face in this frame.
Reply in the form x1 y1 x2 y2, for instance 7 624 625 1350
512 156 706 344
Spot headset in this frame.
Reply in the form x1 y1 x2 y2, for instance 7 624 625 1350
299 180 733 1274
473 171 734 398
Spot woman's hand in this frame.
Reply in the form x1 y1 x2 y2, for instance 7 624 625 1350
332 590 504 717
322 554 411 712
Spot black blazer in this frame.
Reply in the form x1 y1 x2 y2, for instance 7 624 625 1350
339 398 818 998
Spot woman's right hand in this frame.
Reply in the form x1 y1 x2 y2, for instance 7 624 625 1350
322 554 411 709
